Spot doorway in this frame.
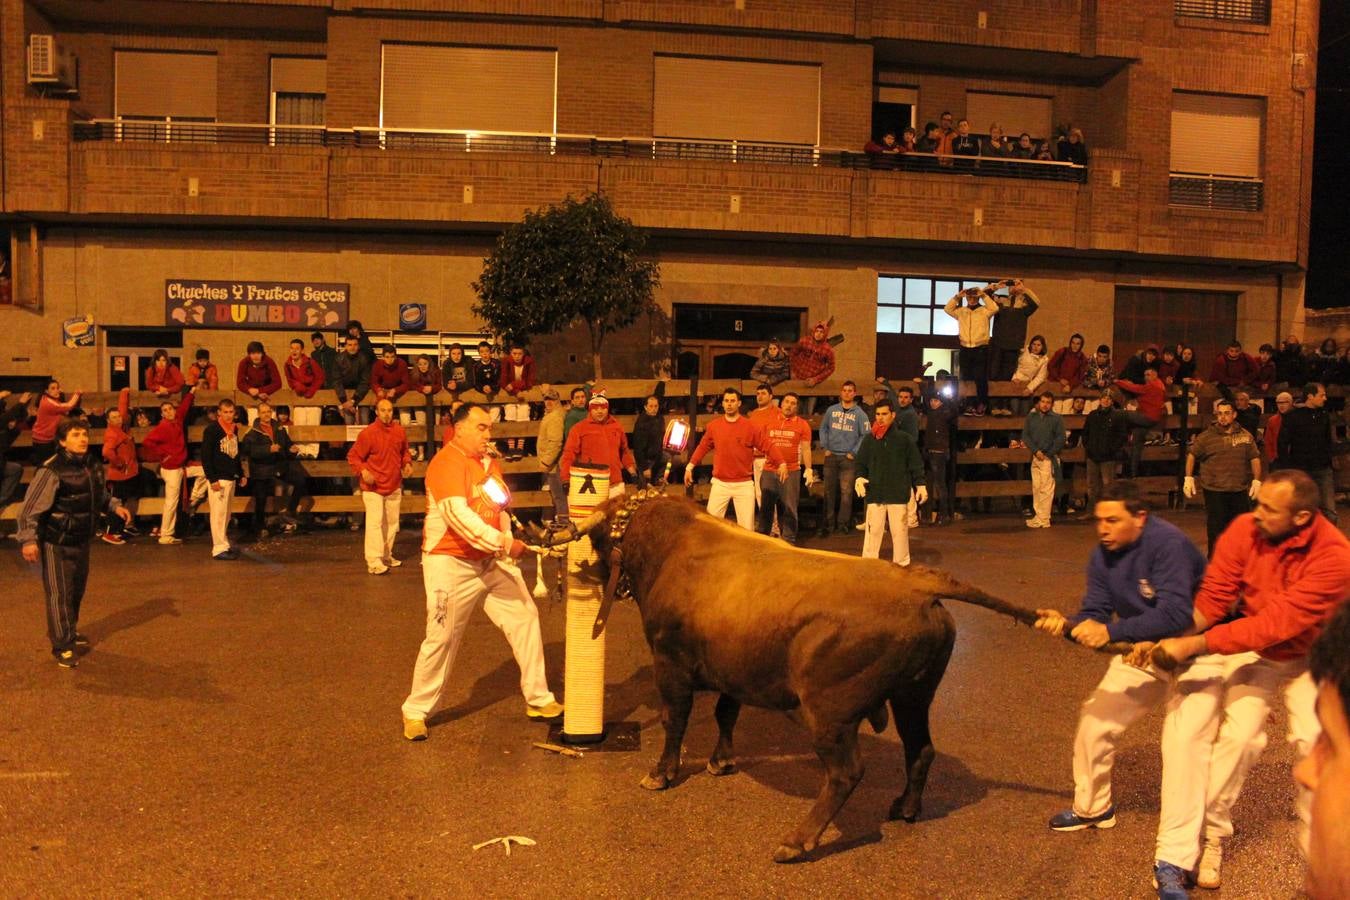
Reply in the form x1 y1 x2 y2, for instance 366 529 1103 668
103 327 184 390
672 304 806 381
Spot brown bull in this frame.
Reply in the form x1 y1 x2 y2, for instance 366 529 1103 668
545 492 1045 863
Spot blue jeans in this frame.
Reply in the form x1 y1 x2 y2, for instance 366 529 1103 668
757 469 801 543
822 454 857 532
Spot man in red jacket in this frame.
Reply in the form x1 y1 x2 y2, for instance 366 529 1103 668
100 387 140 544
560 392 636 498
284 337 325 459
371 344 411 403
685 386 787 530
1140 470 1350 890
348 398 412 575
144 349 185 397
141 385 198 544
237 341 283 422
1115 366 1168 478
1208 341 1261 401
498 344 535 460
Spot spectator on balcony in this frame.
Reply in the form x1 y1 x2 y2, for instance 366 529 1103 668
1011 132 1036 160
1275 336 1309 388
345 320 377 365
951 119 981 168
750 338 792 387
472 341 502 404
944 285 999 411
864 130 903 164
916 121 941 154
1119 345 1161 385
983 123 1013 157
441 343 472 396
1057 127 1089 165
898 127 918 153
372 345 411 406
236 341 283 418
990 279 1041 382
1253 344 1277 392
310 331 338 391
187 348 218 392
1034 140 1055 161
1210 340 1260 401
334 334 372 425
284 337 326 460
1115 366 1168 478
1083 344 1115 392
936 111 957 161
499 344 535 460
145 349 185 397
1049 333 1089 398
789 321 837 415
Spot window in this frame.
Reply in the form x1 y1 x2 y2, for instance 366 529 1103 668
653 55 820 145
965 92 1052 141
1170 91 1265 210
877 276 994 336
271 57 325 131
115 50 217 122
872 84 916 142
1174 0 1270 25
380 44 557 134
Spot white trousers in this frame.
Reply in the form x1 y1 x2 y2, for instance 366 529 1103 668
502 402 530 422
292 405 321 458
206 479 235 557
707 478 755 529
752 458 765 506
906 495 919 528
159 467 184 538
401 553 557 720
1030 456 1055 526
362 489 401 565
862 503 911 566
1157 652 1319 867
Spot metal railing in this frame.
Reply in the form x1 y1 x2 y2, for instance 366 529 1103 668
1168 173 1264 212
72 120 1088 183
1174 0 1270 24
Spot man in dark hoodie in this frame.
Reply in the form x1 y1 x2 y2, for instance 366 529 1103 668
1118 345 1161 385
334 334 372 425
989 279 1040 381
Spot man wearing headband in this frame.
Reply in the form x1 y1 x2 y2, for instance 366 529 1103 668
401 403 562 741
559 390 636 498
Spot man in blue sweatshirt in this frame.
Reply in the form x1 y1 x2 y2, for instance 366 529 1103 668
817 381 869 537
1033 480 1206 841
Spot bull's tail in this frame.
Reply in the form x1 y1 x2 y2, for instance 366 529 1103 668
910 565 1039 627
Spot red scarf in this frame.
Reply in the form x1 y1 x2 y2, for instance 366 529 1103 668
871 420 891 441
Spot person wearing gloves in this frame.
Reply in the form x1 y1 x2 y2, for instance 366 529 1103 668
685 387 787 530
201 398 247 560
1184 399 1261 558
817 381 870 536
140 385 198 544
400 403 563 741
854 398 925 567
758 391 815 544
347 398 413 575
561 391 637 499
1022 391 1066 528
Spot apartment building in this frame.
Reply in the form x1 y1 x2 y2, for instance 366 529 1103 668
0 0 1318 387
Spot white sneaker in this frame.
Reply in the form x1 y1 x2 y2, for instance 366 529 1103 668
368 562 389 575
386 558 403 568
1197 842 1222 889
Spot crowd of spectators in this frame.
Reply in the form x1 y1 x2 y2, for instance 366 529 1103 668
864 111 1089 171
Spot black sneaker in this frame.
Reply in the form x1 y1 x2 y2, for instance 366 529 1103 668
214 549 240 561
55 649 78 668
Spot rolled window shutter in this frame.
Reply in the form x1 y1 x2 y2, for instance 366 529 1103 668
115 51 217 120
965 92 1052 139
271 57 326 96
876 86 918 106
1170 92 1263 177
381 44 556 133
653 55 820 145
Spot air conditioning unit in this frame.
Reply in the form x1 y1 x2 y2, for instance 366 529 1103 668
27 34 78 92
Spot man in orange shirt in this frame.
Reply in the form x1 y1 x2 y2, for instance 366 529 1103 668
347 398 412 575
747 383 781 511
758 391 815 544
560 392 636 499
685 387 787 530
400 403 563 741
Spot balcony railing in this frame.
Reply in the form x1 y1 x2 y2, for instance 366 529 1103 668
1168 173 1264 212
1174 0 1270 24
71 119 1087 183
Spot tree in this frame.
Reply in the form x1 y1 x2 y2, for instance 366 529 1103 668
472 193 660 380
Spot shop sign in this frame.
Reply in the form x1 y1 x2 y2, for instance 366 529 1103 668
165 279 349 331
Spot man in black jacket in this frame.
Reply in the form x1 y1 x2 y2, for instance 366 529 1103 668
921 383 959 524
1278 382 1339 523
989 279 1040 381
17 416 130 667
1082 389 1129 514
240 401 308 539
0 390 31 510
202 398 246 560
334 335 372 425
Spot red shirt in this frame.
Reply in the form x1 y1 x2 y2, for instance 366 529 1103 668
410 365 442 395
371 358 411 399
748 405 782 459
560 415 635 485
1263 413 1282 464
1047 347 1087 387
1195 513 1350 661
236 356 283 395
347 419 411 495
789 337 836 382
498 355 536 394
141 391 195 469
689 415 785 482
102 389 139 482
1113 378 1167 422
33 394 78 443
766 414 812 471
1209 352 1260 387
145 363 185 394
187 362 219 390
284 355 325 398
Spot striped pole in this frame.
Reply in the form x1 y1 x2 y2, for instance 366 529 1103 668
561 466 609 744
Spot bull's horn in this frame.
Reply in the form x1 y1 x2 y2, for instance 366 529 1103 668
572 509 607 536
